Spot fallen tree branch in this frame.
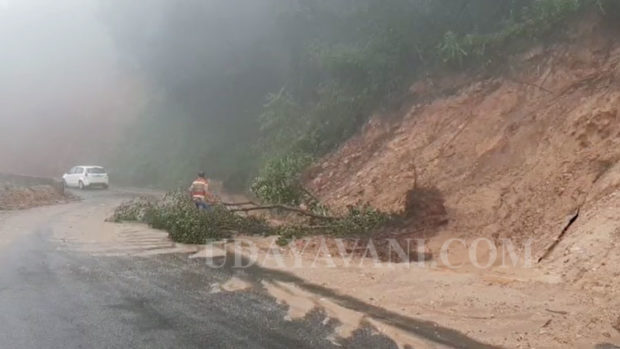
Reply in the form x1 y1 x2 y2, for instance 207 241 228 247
294 225 332 230
221 201 257 207
229 204 337 220
301 187 320 204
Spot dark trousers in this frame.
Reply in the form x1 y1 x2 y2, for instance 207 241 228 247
194 200 211 211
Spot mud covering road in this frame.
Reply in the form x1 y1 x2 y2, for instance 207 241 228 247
0 189 492 349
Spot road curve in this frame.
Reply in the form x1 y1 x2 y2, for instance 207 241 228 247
0 189 492 349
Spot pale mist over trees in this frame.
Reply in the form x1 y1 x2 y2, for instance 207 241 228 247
101 0 616 192
0 0 142 176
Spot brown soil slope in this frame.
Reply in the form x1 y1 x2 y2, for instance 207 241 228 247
306 20 620 261
0 185 73 210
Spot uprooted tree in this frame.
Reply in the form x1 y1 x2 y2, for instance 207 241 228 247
109 189 394 246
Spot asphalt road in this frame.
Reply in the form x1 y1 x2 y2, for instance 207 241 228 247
0 189 492 349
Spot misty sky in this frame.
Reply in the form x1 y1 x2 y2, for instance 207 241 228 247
1 0 117 109
0 0 143 175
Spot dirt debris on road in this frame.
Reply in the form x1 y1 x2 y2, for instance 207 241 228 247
0 184 75 210
219 234 620 348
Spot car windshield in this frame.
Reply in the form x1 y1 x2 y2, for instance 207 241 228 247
87 167 106 174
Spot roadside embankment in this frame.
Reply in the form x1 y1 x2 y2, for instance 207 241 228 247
0 172 73 210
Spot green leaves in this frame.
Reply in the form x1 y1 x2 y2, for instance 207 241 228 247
274 204 393 246
111 191 394 247
251 153 313 206
111 191 272 244
438 31 468 66
436 0 591 68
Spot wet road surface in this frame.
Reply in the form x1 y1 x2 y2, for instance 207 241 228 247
0 189 493 349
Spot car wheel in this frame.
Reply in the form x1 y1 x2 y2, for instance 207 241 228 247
102 184 109 190
78 181 85 190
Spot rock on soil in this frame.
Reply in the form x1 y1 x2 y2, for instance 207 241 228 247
0 184 74 210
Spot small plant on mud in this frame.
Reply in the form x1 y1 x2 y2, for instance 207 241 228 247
438 31 468 66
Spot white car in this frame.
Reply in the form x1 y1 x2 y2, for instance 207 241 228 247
62 166 109 189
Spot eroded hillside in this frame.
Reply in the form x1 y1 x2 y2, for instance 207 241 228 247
307 19 620 262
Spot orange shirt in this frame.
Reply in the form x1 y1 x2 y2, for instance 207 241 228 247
189 178 209 200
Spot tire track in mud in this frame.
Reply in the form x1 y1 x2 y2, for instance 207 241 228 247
204 250 499 349
52 222 200 257
38 190 199 257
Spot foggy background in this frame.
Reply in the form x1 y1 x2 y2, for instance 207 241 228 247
0 0 289 186
1 0 548 189
0 0 145 177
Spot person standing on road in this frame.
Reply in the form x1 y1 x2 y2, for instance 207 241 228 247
189 172 211 210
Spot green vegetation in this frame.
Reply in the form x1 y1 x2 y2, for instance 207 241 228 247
437 0 585 67
251 153 313 206
110 192 272 243
110 192 393 245
102 0 618 196
274 205 392 246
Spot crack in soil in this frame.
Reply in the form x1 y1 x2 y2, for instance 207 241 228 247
537 208 581 263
